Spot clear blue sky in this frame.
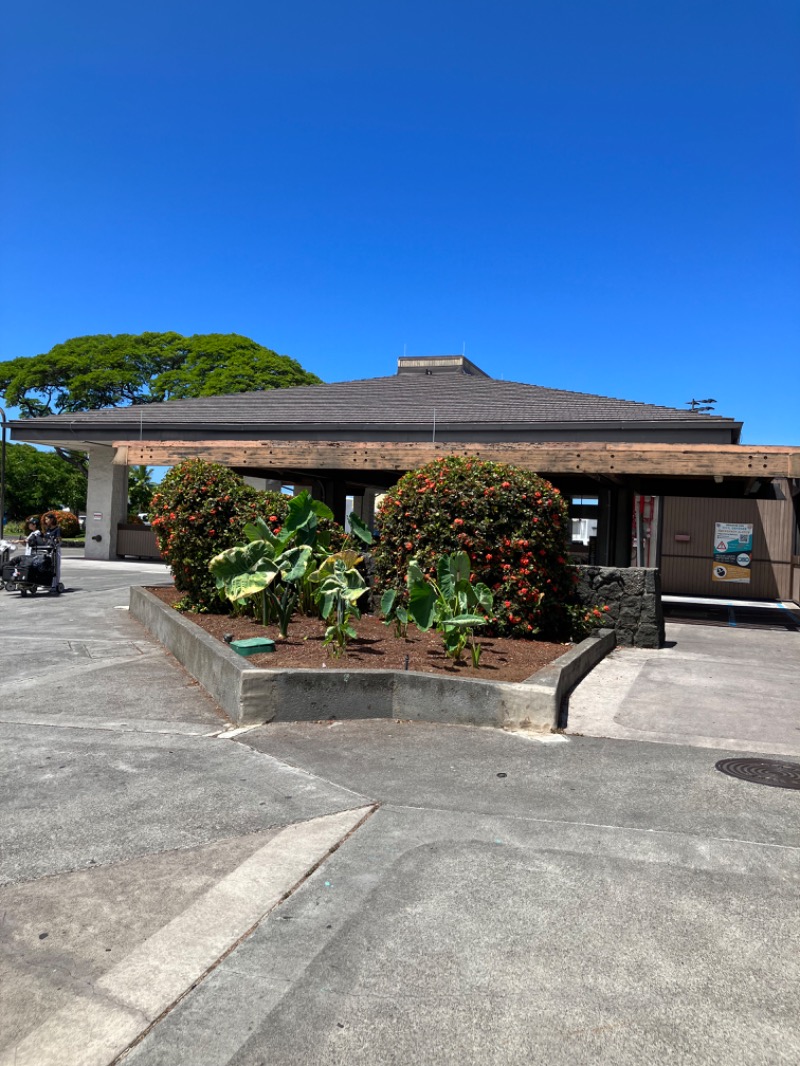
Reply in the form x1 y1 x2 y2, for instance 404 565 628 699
1 1 798 444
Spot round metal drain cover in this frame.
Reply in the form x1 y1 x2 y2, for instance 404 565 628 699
715 758 800 790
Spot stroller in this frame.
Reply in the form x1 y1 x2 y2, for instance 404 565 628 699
3 544 65 596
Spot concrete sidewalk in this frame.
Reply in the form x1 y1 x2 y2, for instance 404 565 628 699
566 620 800 756
1 560 799 1066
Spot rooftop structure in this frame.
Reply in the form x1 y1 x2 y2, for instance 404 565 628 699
15 355 741 447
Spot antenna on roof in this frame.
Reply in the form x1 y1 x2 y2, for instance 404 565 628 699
403 343 407 357
462 342 465 356
686 398 717 413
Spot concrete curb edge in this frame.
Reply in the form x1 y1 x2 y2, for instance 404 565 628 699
130 586 616 731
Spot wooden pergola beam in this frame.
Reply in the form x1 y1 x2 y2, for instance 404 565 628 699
113 439 800 479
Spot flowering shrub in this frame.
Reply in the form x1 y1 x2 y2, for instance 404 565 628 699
150 460 290 610
373 457 577 640
41 510 81 537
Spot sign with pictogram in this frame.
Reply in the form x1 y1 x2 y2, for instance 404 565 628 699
712 522 753 583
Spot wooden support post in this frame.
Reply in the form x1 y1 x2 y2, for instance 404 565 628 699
330 479 348 526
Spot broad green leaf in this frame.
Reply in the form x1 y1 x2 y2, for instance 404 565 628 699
345 568 366 592
347 512 373 545
408 581 436 631
209 541 273 584
450 551 470 585
406 560 427 593
474 583 494 612
318 589 336 620
244 517 273 543
283 490 322 535
223 568 279 601
308 496 334 521
437 555 455 602
380 589 397 618
277 545 313 582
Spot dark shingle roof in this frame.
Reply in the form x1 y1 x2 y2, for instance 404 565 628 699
21 372 737 431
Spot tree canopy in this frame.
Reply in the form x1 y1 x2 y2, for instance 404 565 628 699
3 443 87 519
0 332 322 417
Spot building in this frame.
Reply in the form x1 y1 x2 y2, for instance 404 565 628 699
11 355 800 599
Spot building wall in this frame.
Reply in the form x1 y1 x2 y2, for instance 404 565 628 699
660 493 795 600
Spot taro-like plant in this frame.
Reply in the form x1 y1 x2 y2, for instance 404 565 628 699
315 557 367 657
406 551 494 666
209 528 311 636
379 588 409 638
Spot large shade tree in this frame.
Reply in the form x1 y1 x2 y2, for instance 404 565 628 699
0 332 322 416
0 331 322 475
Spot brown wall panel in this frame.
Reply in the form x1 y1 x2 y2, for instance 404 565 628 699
661 496 793 599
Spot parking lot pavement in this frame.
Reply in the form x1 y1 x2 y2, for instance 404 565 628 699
3 559 799 1066
125 720 800 1066
0 559 368 1066
565 620 800 757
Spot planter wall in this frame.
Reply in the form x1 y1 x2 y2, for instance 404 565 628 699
130 586 615 730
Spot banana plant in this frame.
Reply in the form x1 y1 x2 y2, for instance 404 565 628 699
406 551 494 666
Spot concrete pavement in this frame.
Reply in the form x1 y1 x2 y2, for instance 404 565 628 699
566 620 800 756
1 556 799 1065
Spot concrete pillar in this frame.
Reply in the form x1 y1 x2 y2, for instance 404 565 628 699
355 487 381 531
84 448 128 560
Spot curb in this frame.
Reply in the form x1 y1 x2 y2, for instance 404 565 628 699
130 586 616 732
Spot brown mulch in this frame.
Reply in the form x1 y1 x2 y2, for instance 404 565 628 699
147 586 570 683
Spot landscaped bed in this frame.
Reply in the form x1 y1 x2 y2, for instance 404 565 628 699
147 585 569 683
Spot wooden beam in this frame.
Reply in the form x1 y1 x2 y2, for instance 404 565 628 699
112 439 800 479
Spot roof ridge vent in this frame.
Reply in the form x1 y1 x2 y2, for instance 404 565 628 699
396 355 491 378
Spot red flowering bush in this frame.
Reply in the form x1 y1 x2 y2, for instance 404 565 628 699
40 509 81 537
373 457 577 640
150 460 291 610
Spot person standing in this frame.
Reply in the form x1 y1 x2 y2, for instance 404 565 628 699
42 513 63 594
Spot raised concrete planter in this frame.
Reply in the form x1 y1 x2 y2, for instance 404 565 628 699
130 586 616 731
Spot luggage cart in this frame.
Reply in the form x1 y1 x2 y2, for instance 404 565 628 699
2 544 64 596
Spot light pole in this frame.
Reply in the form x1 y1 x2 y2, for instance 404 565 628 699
0 406 8 540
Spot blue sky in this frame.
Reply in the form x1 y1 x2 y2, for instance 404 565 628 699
1 0 798 444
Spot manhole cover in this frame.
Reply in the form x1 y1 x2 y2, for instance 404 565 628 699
714 758 800 790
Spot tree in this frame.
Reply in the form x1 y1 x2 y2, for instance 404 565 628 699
0 331 322 474
0 332 322 417
4 443 87 520
128 465 156 516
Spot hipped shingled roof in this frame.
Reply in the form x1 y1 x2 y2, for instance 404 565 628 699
15 356 740 441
